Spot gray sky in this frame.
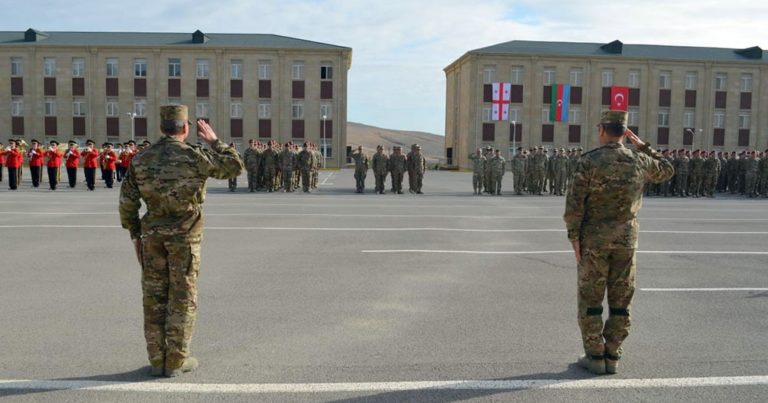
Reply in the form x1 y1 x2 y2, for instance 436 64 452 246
6 0 767 134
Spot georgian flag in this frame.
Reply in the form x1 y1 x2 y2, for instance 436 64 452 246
491 82 512 121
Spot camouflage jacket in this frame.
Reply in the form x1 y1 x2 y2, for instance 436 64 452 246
407 153 427 174
297 149 315 170
279 149 296 170
703 156 720 176
388 154 406 173
512 154 527 172
488 156 506 175
372 153 389 174
468 154 486 174
689 157 704 175
564 142 674 249
351 152 369 172
243 148 260 169
119 136 243 239
674 156 690 174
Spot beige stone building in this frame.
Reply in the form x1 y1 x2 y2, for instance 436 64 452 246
444 40 767 169
0 28 351 167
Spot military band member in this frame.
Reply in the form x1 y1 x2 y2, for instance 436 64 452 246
100 143 117 188
0 140 4 182
27 139 45 188
5 140 22 190
64 141 81 188
81 140 99 191
45 140 63 190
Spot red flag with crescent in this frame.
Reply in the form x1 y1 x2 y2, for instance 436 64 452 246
610 86 629 111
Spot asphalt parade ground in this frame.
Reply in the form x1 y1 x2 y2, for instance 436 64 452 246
0 169 766 402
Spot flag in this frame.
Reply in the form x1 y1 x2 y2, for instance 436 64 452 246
491 82 511 121
611 86 629 111
549 84 570 122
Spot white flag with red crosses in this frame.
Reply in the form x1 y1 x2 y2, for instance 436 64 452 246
491 82 511 121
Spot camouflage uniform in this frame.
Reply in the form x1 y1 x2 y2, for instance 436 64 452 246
351 147 369 193
371 147 389 194
702 153 720 198
243 144 259 192
279 146 296 192
388 147 407 194
119 105 243 374
688 152 704 197
564 111 674 367
407 145 427 194
468 151 486 194
511 151 527 195
758 152 768 197
488 152 506 195
727 154 739 193
297 145 316 192
744 153 760 197
674 153 690 197
262 145 278 192
532 148 547 195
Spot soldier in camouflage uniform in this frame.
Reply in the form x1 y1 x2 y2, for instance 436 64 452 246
660 149 674 197
744 151 760 198
674 149 689 197
726 151 739 194
351 145 369 193
311 143 322 190
408 144 427 194
388 146 407 194
482 146 493 194
297 142 316 193
119 105 243 377
564 111 673 375
261 141 278 192
532 147 547 195
688 149 704 197
758 149 768 198
511 148 527 195
554 148 569 196
279 143 296 192
243 139 259 192
702 150 720 198
371 145 389 194
488 149 506 195
468 148 486 195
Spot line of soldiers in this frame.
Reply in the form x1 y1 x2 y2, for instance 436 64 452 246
0 138 151 191
240 139 322 193
646 148 768 198
349 143 426 194
470 146 583 196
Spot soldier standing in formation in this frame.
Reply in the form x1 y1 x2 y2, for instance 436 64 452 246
44 140 63 190
279 143 296 192
371 145 389 194
27 140 45 188
388 146 407 194
5 140 22 190
407 144 427 194
351 145 369 193
244 139 259 192
119 105 243 377
297 142 316 193
565 111 674 375
488 148 506 195
468 148 485 195
512 148 527 195
81 140 99 191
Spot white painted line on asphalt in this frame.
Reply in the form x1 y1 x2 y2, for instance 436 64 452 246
1 375 767 394
641 288 768 292
319 172 335 186
362 250 768 255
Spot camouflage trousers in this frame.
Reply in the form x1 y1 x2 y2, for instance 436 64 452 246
355 170 367 192
391 171 404 192
141 233 201 370
489 172 502 194
578 247 636 360
472 172 483 192
300 169 311 192
282 168 294 191
246 166 259 191
374 172 387 193
512 170 525 194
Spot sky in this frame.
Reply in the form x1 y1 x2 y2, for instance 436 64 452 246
5 0 768 135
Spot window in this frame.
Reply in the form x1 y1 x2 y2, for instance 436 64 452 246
258 102 271 119
685 72 697 90
134 59 147 77
657 109 670 127
230 102 242 118
713 111 725 129
134 100 147 117
683 110 695 128
601 70 614 87
483 66 495 84
320 103 332 118
482 107 492 122
739 113 750 129
11 98 23 116
106 58 119 77
509 106 521 123
543 68 555 85
740 74 753 92
628 70 640 88
291 101 304 119
230 60 243 79
714 73 727 91
568 108 582 125
570 69 583 86
258 61 271 79
292 62 304 80
11 57 23 76
320 63 333 80
542 108 551 123
196 102 209 118
659 71 671 89
73 99 87 116
628 107 639 126
511 67 524 85
167 98 181 105
72 58 85 77
196 59 209 79
106 99 119 116
44 98 56 116
168 58 181 77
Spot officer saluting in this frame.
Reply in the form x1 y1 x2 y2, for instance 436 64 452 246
119 105 243 377
564 111 673 375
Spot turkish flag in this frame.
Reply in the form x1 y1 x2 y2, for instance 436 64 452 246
610 86 629 111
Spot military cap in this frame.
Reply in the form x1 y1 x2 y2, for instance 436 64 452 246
49 140 59 146
303 142 308 147
414 144 422 149
105 142 113 146
31 139 40 145
142 140 151 146
577 147 583 151
599 110 628 126
159 104 188 122
85 139 95 145
127 140 136 145
376 144 383 149
517 147 522 151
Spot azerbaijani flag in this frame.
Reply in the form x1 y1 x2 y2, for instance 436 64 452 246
549 84 570 122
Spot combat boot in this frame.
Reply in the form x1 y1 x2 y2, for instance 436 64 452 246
165 357 199 377
605 358 619 374
577 355 606 375
149 358 165 377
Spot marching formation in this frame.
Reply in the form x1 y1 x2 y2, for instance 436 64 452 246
238 139 323 193
0 138 152 191
349 144 426 194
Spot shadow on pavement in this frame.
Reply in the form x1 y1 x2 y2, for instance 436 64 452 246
0 367 156 398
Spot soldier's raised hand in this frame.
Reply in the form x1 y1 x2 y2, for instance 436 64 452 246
197 119 219 145
624 129 645 148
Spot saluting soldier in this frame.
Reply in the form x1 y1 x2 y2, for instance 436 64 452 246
120 105 243 377
407 144 427 194
468 148 486 195
371 145 389 194
564 111 673 375
351 145 369 193
488 148 506 195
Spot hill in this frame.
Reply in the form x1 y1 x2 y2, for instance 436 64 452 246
346 122 444 164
